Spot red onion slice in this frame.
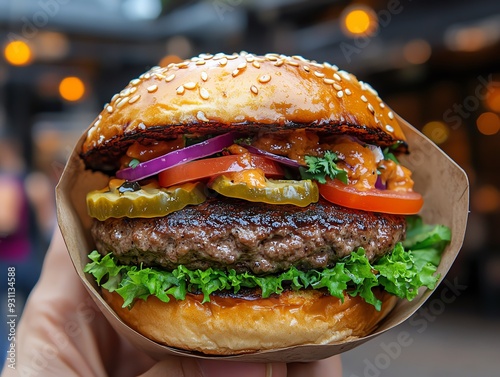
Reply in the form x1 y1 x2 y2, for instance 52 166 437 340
375 176 386 190
241 144 304 168
116 132 238 181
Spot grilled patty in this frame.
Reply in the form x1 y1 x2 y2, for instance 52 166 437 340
91 198 406 275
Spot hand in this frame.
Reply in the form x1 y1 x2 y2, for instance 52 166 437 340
1 228 342 377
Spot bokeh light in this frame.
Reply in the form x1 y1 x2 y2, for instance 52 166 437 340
422 121 450 144
485 83 500 112
473 184 500 213
341 6 378 37
4 40 33 66
403 39 432 65
476 112 500 136
58 76 86 102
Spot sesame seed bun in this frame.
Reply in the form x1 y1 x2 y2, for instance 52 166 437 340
81 52 406 172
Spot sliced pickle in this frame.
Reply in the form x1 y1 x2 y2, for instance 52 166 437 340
87 181 206 221
209 176 318 207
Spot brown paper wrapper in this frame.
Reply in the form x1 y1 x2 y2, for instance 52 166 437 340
55 114 469 362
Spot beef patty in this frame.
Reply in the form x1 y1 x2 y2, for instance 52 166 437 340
91 198 406 275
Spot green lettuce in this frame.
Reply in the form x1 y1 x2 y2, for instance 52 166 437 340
84 215 451 311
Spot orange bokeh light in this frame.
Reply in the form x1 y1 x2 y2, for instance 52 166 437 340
4 40 32 66
59 76 86 102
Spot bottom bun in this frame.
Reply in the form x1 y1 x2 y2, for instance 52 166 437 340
103 288 397 355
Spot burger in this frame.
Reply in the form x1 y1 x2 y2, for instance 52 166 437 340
81 52 450 355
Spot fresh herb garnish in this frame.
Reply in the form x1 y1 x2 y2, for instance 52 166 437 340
128 159 140 169
234 136 254 145
299 151 348 184
382 143 402 165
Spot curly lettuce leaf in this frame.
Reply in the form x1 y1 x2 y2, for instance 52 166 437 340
84 216 451 310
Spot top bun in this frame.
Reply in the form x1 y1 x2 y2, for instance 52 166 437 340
82 52 406 172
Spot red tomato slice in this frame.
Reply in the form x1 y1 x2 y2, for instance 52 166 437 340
158 154 284 187
318 179 423 215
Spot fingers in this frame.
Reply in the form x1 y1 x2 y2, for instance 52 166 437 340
287 355 342 377
138 359 288 377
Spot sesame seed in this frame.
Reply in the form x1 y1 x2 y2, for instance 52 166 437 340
287 60 299 67
111 93 119 103
120 88 131 97
147 85 158 93
333 83 342 91
106 105 113 113
314 71 325 78
232 69 240 77
138 122 146 130
368 103 375 113
103 102 109 109
303 65 310 72
250 85 258 95
237 62 247 70
252 61 261 69
339 71 351 80
345 88 352 95
93 119 100 127
386 125 394 132
153 73 166 80
196 60 206 65
323 78 335 84
337 91 344 98
130 78 141 86
274 60 284 67
183 82 197 90
197 111 209 122
323 62 332 69
219 58 228 66
200 87 210 100
130 87 137 94
128 94 141 104
380 103 385 108
116 97 129 108
361 95 368 102
246 56 255 63
201 71 208 82
176 85 185 95
165 74 175 82
333 73 341 81
331 64 339 71
388 111 394 120
226 54 238 60
376 96 383 103
258 74 271 83
266 55 278 61
144 73 151 79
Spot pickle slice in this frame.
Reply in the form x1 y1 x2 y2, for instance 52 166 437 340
209 176 319 207
87 181 206 221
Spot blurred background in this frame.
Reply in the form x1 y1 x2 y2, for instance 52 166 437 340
1 0 499 375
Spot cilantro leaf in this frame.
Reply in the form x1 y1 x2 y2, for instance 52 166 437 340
300 151 348 184
382 147 400 164
128 159 140 169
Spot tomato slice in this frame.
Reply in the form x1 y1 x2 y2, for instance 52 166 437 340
158 154 284 187
318 179 423 214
